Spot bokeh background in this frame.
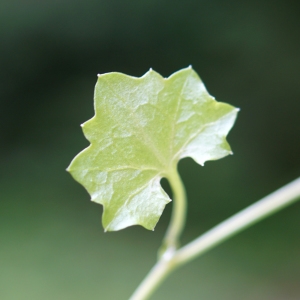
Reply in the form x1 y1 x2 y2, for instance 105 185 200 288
1 1 300 299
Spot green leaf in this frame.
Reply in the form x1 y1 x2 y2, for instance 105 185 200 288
67 67 239 231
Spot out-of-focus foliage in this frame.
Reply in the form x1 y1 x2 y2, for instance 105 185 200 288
0 0 299 299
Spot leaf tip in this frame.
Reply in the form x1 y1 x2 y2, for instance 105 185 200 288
65 163 73 173
103 222 112 232
188 64 192 69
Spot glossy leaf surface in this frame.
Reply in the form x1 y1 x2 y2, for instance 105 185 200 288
67 67 239 231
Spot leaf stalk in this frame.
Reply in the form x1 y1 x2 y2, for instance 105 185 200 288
160 166 187 254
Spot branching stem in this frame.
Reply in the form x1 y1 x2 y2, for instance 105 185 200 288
129 177 300 300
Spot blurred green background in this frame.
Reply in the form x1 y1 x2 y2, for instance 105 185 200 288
1 1 300 299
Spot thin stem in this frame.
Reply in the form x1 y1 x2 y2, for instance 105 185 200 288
161 166 187 252
174 177 300 266
129 177 300 300
129 258 175 300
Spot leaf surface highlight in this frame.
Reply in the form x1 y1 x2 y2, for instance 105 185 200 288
67 67 239 231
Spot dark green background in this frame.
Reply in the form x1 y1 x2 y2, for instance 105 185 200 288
1 1 299 299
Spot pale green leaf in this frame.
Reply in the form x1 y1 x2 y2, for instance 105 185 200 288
67 67 239 231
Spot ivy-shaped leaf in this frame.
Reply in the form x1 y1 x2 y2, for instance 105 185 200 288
67 67 239 231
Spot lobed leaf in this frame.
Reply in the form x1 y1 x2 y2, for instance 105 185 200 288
67 67 239 231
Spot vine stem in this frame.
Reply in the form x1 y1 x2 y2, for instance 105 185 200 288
129 177 300 300
174 177 300 266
